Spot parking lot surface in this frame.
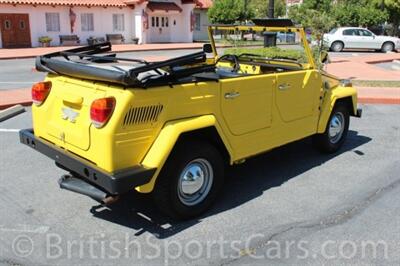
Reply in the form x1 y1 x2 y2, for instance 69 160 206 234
0 104 399 265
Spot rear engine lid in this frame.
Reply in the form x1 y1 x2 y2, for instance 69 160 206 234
45 78 106 150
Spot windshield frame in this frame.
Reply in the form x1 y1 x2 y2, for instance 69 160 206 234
207 25 316 69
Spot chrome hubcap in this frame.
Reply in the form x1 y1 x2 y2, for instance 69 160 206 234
334 43 342 51
329 112 345 144
177 159 213 206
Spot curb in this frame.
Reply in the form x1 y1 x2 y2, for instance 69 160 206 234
0 104 26 122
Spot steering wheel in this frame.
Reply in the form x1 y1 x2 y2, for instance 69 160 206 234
216 54 240 72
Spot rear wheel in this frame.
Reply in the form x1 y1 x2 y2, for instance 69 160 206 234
331 41 344 52
152 140 224 220
381 42 394 53
313 104 350 153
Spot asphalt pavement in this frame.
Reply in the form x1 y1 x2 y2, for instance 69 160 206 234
0 104 399 265
0 49 379 91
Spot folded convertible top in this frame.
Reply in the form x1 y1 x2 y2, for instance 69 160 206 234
35 42 212 87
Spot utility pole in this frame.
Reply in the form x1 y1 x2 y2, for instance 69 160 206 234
268 0 275 18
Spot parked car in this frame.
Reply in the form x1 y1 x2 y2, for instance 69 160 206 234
324 27 400 52
20 19 362 220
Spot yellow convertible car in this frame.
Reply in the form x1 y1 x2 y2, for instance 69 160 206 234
20 19 361 219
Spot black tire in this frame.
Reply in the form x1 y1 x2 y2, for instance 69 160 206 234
152 140 224 220
331 41 344 52
313 104 350 153
381 42 394 53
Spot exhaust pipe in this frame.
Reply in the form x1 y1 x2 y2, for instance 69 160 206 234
59 175 119 204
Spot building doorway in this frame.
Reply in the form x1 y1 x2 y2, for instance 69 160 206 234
149 15 171 43
0 13 31 48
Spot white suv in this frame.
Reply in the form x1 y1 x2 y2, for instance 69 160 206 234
324 27 400 52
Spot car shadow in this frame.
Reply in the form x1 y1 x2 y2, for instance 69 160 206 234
90 130 371 239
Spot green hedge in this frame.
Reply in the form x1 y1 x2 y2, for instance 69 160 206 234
224 47 305 61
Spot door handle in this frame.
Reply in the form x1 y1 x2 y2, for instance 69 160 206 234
224 91 240 100
278 83 291 90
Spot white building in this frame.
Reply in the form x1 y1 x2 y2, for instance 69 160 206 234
0 0 211 48
193 0 211 41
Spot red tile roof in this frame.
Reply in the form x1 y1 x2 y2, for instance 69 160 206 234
147 1 182 12
0 0 213 8
195 0 212 9
0 0 127 7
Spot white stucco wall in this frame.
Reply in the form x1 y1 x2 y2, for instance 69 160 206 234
193 9 209 41
0 4 134 48
0 1 197 47
142 0 194 43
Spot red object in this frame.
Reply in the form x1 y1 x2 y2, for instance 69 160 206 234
69 8 76 33
90 97 116 128
142 9 149 31
190 11 196 32
31 81 51 105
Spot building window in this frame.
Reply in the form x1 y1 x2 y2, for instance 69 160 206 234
112 14 125 31
4 20 11 30
81 13 94 31
195 13 201 31
45 13 60 32
151 17 155 27
19 20 26 29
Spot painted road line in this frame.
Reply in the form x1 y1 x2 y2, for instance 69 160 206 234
0 104 26 122
0 129 21 132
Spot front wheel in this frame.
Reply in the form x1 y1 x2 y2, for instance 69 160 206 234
313 104 350 153
152 140 224 220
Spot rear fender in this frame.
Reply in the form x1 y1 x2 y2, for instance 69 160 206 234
136 115 232 193
317 86 358 133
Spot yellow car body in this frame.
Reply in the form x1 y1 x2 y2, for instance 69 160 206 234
21 23 361 211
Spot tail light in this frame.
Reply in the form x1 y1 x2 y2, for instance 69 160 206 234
90 97 116 128
32 81 52 105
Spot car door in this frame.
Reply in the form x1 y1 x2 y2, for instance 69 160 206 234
359 29 380 49
275 69 321 123
342 29 361 48
220 74 274 136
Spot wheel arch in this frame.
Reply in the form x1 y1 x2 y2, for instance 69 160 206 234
331 40 344 51
136 115 233 193
317 86 358 133
382 41 395 51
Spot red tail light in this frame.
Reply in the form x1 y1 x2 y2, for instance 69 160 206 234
32 81 52 105
90 97 116 128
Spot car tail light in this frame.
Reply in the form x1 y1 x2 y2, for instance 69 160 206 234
32 81 52 105
90 97 116 128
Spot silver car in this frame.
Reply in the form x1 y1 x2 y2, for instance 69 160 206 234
324 27 400 52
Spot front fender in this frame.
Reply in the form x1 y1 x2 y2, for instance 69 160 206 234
317 86 358 133
136 115 232 193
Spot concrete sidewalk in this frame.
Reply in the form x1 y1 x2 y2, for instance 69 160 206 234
0 43 211 60
327 53 400 80
0 86 398 110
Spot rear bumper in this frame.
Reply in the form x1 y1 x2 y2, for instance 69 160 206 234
19 129 156 196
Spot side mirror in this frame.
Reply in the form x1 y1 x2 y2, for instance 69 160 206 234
319 50 329 65
203 43 213 53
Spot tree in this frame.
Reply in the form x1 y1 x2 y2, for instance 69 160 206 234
208 0 254 24
373 0 400 36
249 0 286 18
288 6 335 35
333 2 388 28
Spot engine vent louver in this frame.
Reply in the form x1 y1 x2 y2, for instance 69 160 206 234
123 104 163 126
